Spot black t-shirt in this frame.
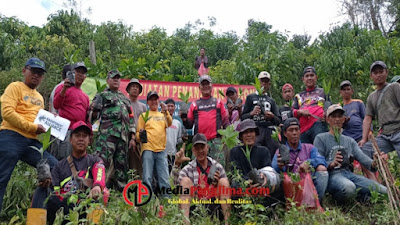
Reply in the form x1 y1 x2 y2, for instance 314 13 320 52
241 93 281 127
230 145 271 180
279 105 293 123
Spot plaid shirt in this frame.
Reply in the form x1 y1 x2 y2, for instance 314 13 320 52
171 157 226 186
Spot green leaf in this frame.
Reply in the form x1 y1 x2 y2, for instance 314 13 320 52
252 77 264 96
141 110 151 123
178 92 190 103
42 127 52 151
218 90 225 98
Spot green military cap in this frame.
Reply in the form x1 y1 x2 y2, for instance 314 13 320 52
107 69 121 79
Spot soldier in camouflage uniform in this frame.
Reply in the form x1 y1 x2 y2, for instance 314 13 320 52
89 70 136 191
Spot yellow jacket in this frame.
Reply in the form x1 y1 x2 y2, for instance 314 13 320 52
136 110 172 152
0 82 44 139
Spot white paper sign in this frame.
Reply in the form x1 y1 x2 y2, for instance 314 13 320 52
34 109 71 141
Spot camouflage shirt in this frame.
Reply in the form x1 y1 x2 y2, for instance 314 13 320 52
90 88 135 142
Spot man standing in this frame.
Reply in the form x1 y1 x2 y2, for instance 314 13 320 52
241 71 281 158
339 80 365 142
89 69 135 191
314 105 386 204
0 58 58 211
225 87 242 129
137 91 172 196
126 78 147 177
279 83 295 124
52 62 89 160
359 61 400 158
165 98 185 172
272 118 328 203
293 66 328 144
195 48 209 76
181 75 230 167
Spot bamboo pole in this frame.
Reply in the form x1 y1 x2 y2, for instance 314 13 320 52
369 134 400 222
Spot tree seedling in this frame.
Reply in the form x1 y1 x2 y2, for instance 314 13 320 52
30 127 55 160
179 92 190 118
140 111 152 143
95 78 107 94
252 77 264 96
242 145 264 185
30 127 55 181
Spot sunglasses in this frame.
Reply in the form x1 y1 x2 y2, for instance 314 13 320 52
26 66 45 76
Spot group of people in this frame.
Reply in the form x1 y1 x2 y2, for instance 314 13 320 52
0 56 399 223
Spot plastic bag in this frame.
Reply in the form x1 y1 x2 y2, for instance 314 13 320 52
283 172 323 212
37 158 51 182
198 63 209 76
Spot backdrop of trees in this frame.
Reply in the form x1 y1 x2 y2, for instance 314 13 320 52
1 3 400 108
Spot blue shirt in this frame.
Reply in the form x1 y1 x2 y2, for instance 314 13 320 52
272 141 327 173
343 100 365 141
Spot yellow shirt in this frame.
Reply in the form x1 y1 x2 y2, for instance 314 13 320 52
0 82 44 139
136 110 172 152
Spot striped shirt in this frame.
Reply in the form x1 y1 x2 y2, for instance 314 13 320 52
171 157 226 186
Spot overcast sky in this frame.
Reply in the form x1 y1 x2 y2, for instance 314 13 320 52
0 0 346 39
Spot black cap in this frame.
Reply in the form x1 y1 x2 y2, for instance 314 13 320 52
370 61 387 72
193 133 208 146
147 91 159 100
25 57 46 72
165 98 175 105
199 75 212 83
73 62 87 73
107 69 121 79
238 119 259 136
303 66 316 76
226 87 237 95
340 80 352 89
282 118 300 132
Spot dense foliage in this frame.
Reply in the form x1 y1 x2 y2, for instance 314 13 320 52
1 8 400 224
2 9 400 108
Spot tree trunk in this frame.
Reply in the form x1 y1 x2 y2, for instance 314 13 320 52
369 0 381 31
89 40 96 65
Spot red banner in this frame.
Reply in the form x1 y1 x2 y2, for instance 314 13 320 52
119 79 256 102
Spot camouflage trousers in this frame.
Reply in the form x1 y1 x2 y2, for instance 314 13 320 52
207 138 230 172
95 134 129 192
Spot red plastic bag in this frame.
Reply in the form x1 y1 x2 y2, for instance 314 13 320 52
198 63 209 76
283 173 323 212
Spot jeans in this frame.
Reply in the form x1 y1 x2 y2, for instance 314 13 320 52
0 130 58 212
313 171 329 202
327 169 387 203
362 130 400 159
300 121 328 144
142 150 170 197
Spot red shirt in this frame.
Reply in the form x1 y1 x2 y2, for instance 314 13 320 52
54 84 89 128
187 96 230 140
197 164 211 199
292 87 326 133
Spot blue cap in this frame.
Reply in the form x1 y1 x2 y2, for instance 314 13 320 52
25 58 46 72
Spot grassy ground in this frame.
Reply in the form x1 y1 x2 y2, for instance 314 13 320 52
1 154 399 225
